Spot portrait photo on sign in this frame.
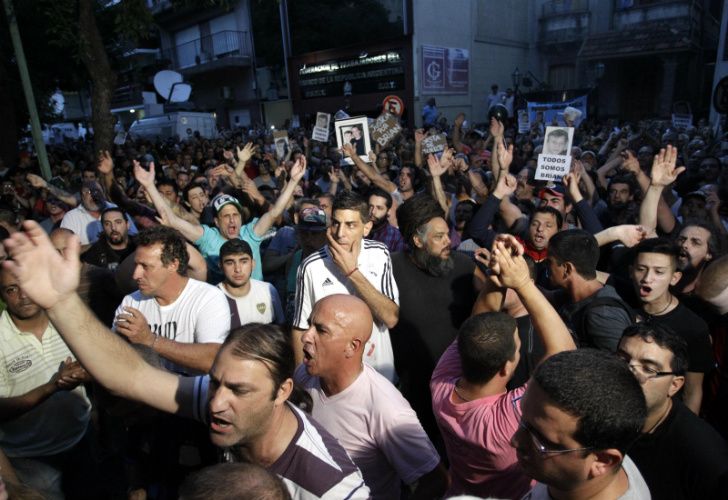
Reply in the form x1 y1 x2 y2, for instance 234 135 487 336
335 116 371 164
543 126 574 156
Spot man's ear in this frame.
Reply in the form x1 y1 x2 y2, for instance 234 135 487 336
413 233 425 249
668 375 685 397
562 261 574 279
589 449 624 479
275 378 293 406
363 220 373 238
670 270 682 286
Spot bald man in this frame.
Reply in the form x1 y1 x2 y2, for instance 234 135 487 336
295 294 447 499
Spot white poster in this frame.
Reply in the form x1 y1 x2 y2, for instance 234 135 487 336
535 126 574 181
312 112 330 142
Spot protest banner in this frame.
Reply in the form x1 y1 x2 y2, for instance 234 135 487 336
421 133 447 155
527 95 587 127
312 112 330 142
370 113 402 147
535 126 574 181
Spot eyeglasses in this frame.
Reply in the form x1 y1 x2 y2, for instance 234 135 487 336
512 396 594 456
616 355 679 381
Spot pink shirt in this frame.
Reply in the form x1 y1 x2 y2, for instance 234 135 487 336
430 341 532 499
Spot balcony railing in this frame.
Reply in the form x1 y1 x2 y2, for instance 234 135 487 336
542 0 589 17
162 30 251 71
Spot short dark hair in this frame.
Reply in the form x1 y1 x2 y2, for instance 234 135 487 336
157 177 177 192
136 225 189 276
100 206 129 223
367 187 393 210
531 206 564 231
458 312 517 384
179 462 291 500
632 237 679 270
332 190 369 223
608 175 637 195
220 239 253 261
548 229 599 279
620 323 688 374
183 183 206 203
532 349 646 453
396 194 445 248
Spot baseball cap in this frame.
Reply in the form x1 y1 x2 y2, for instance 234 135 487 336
684 191 707 201
538 184 566 198
296 207 327 232
212 193 243 214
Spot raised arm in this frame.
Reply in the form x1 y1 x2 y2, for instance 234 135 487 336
489 118 505 178
426 149 452 215
452 114 466 153
342 144 397 193
26 174 78 208
490 235 575 359
414 129 425 168
3 222 184 415
639 146 683 235
232 142 257 181
134 161 204 242
252 155 306 237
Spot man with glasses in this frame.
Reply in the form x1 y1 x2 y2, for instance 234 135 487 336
617 324 728 499
512 349 650 500
430 234 575 498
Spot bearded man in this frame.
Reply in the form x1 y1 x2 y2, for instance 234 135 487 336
390 194 478 445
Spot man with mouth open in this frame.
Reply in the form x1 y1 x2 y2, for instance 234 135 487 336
629 238 713 414
81 207 136 269
134 157 305 284
2 221 370 500
296 294 446 499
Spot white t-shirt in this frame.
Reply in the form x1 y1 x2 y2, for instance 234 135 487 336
60 202 137 245
292 240 399 382
217 279 284 326
522 456 651 500
114 278 230 373
295 363 440 499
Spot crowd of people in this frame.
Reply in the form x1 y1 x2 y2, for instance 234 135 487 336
0 98 727 500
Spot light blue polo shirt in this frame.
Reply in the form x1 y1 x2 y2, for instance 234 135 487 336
194 218 263 284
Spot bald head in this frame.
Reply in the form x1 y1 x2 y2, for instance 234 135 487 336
318 294 373 344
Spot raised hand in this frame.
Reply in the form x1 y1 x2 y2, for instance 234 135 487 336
341 143 356 158
489 117 504 138
562 170 582 203
414 129 426 143
612 224 647 247
26 173 47 190
496 140 514 170
97 150 114 175
491 239 530 290
235 142 257 166
427 154 448 178
454 113 465 128
620 150 640 175
650 145 684 187
289 155 306 182
2 221 81 309
493 172 517 199
133 160 156 188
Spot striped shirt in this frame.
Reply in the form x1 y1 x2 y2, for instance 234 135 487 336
0 311 90 457
292 239 399 381
189 375 370 499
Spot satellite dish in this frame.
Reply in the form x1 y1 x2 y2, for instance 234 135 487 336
153 70 192 102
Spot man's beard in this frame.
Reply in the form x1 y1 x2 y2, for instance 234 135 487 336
411 246 454 277
371 215 387 231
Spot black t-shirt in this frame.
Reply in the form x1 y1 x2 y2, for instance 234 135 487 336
641 302 714 374
81 237 137 270
390 251 476 439
630 399 728 500
507 314 545 391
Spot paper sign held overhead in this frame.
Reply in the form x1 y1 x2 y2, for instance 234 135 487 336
273 131 289 160
421 134 447 155
334 116 371 165
370 113 402 147
535 126 574 181
312 112 330 142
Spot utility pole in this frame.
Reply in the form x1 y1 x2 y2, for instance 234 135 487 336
3 0 51 179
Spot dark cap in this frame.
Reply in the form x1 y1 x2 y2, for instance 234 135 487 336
296 207 327 232
538 184 566 198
